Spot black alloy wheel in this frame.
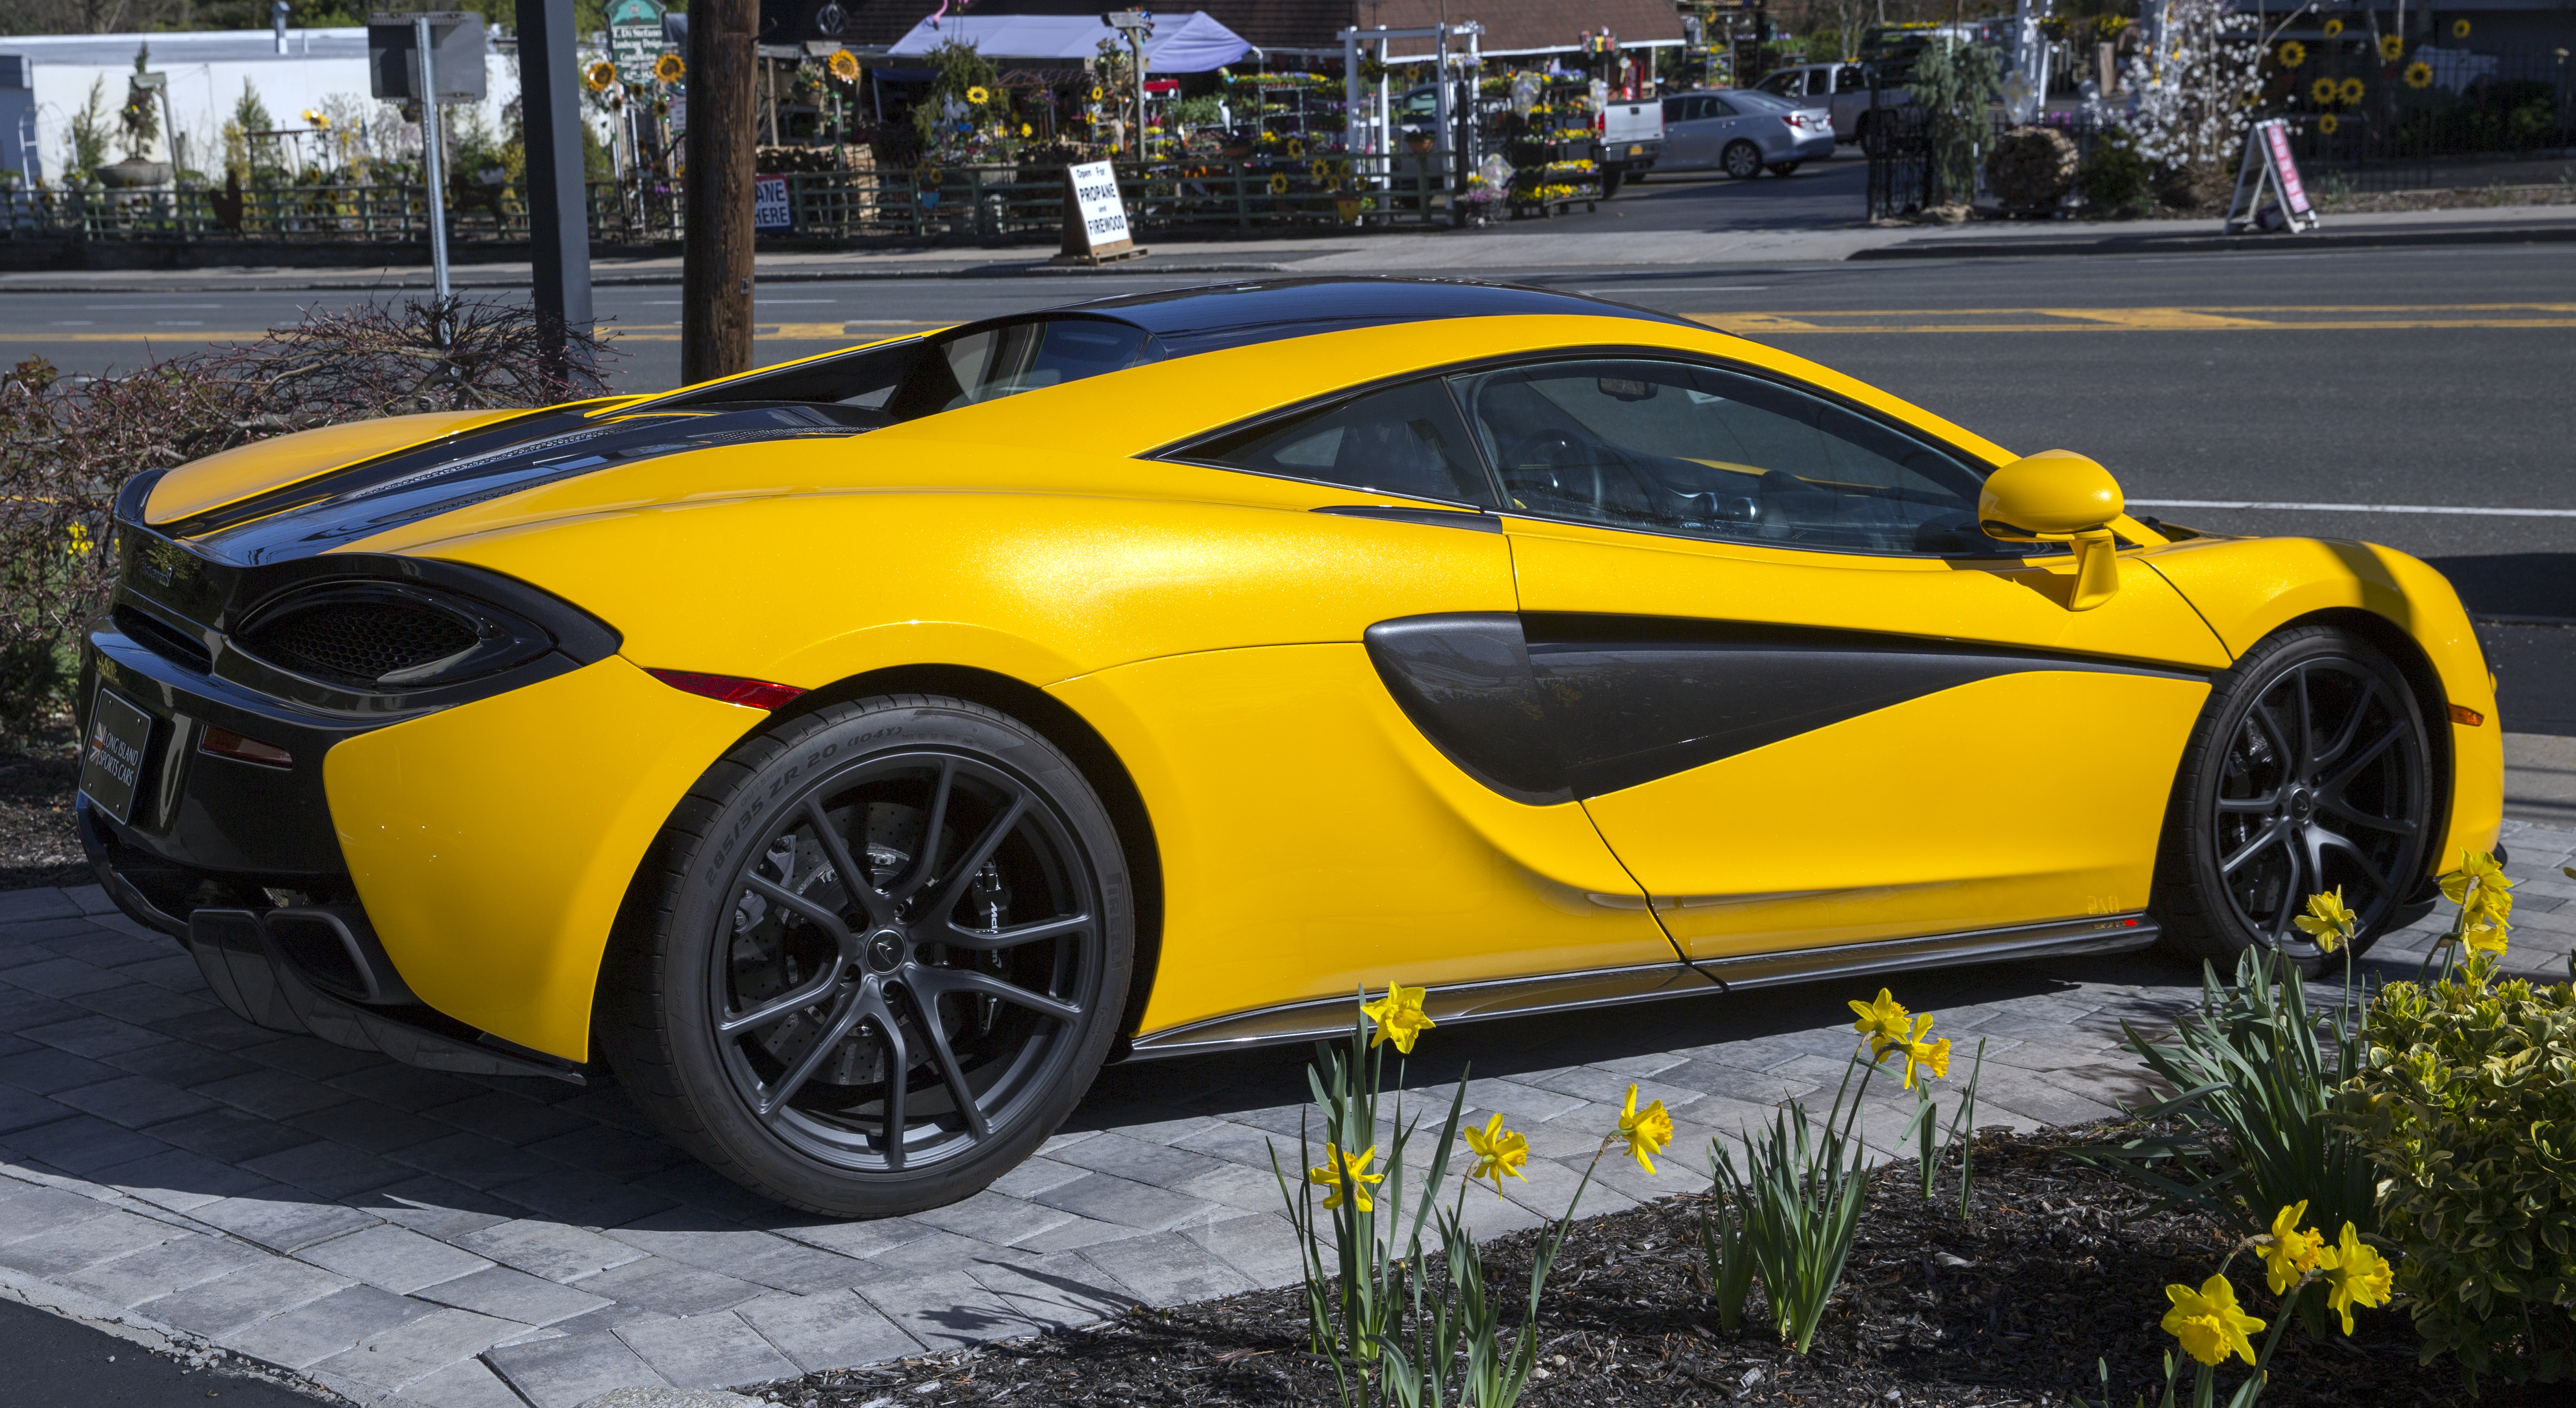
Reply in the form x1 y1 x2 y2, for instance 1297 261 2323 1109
607 695 1131 1216
1723 140 1765 180
2156 625 2434 972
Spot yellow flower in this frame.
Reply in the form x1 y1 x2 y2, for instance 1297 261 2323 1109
65 522 93 556
1849 987 1912 1058
2379 33 2405 61
1307 1143 1382 1212
2405 61 2433 89
828 49 861 82
586 60 619 92
965 85 990 106
2294 887 2356 952
1019 122 1032 137
2162 1274 2264 1367
1462 1113 1530 1194
2277 40 2306 68
2319 1223 2393 1333
2260 1201 2329 1295
2323 18 2343 36
1900 1031 1952 1090
1616 1083 1673 1173
1268 172 1289 194
2319 112 2340 135
2339 76 2366 104
654 52 685 84
1286 137 1306 158
2451 18 2469 38
2311 76 2342 105
1309 159 1329 181
1360 982 1435 1055
2439 850 2509 906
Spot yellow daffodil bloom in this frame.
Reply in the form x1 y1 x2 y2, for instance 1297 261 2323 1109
2294 887 2356 952
1359 982 1435 1055
1616 1083 1673 1173
2319 1222 2394 1333
1307 1142 1382 1212
2162 1273 2264 1366
1849 988 1911 1058
2260 1201 2329 1294
1462 1113 1530 1194
2441 850 2509 905
1900 1030 1952 1090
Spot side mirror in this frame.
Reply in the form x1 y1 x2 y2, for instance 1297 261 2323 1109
1978 450 2125 612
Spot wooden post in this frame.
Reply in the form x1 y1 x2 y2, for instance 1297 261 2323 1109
682 0 757 385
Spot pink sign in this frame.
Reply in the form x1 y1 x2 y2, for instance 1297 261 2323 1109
2262 121 2312 217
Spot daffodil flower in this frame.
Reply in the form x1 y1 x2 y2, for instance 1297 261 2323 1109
2319 1222 2393 1333
2161 1273 2264 1366
1848 987 1911 1059
1359 982 1435 1054
1616 1083 1672 1173
1461 1113 1529 1194
2259 1200 2328 1295
1306 1142 1382 1212
2293 887 2356 952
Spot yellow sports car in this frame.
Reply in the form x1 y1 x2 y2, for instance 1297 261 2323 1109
78 279 2500 1215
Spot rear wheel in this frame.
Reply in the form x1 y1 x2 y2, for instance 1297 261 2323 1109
2154 626 2434 973
604 695 1132 1216
1723 141 1764 180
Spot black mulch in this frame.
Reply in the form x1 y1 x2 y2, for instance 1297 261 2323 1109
0 727 85 892
768 1126 2540 1408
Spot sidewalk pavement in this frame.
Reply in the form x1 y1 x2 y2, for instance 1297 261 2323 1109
3 203 2571 295
2 821 2569 1408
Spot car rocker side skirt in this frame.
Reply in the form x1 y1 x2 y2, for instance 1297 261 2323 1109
1123 912 2157 1059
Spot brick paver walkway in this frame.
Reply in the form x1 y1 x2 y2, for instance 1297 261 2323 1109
5 822 2569 1408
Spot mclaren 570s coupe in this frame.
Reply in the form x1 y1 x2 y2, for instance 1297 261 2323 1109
77 278 2500 1215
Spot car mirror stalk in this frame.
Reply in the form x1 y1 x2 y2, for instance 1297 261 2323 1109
1977 449 2127 612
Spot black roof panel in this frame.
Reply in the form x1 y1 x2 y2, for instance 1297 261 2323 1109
1062 277 1697 357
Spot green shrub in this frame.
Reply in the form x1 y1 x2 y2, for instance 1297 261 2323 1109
2341 963 2576 1384
2075 140 2150 216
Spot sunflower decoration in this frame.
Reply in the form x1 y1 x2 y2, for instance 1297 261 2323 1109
828 49 860 82
2277 40 2306 67
2340 75 2366 103
2322 18 2343 36
919 164 943 186
2379 33 2404 61
1269 171 1289 194
1090 84 1105 101
2405 60 2434 88
654 51 685 84
965 84 990 107
2452 18 2469 37
301 108 330 130
585 60 619 92
2319 112 2340 134
2311 75 2341 104
1286 137 1306 158
1309 159 1329 181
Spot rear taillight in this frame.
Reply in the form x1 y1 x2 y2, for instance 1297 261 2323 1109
201 726 292 768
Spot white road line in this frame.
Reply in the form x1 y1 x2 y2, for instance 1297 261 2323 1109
2134 499 2576 518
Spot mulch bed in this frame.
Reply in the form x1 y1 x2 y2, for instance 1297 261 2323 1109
769 1125 2546 1408
0 725 85 892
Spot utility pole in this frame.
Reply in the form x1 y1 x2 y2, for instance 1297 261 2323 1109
517 0 593 389
683 0 757 384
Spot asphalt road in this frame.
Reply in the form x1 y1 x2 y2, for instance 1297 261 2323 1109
4 235 2568 726
0 1296 324 1408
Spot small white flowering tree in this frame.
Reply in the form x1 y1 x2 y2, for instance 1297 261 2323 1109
2119 0 2267 186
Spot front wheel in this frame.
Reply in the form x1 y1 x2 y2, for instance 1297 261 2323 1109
1722 141 1764 180
2153 625 2434 973
604 695 1133 1216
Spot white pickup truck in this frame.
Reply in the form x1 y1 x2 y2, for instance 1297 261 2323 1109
1597 96 1664 195
1753 62 1914 146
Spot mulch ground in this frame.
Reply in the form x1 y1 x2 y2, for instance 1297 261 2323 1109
768 1125 2546 1408
0 724 85 892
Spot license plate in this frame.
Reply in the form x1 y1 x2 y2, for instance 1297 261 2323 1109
1628 144 1644 156
80 687 154 826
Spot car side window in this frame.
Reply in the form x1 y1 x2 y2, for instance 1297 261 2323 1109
1663 95 1687 122
1448 358 2016 556
1703 96 1737 118
1180 379 1498 508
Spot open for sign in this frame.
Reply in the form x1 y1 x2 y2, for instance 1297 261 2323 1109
1059 160 1142 262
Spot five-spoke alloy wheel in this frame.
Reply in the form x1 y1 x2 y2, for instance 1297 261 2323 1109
606 695 1132 1216
2157 625 2435 970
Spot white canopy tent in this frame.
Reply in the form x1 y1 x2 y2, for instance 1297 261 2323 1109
887 11 1253 72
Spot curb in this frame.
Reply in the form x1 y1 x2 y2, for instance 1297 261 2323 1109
0 260 1296 296
1847 218 2576 260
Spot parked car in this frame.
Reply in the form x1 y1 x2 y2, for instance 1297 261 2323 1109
1753 61 1914 146
1597 95 1664 194
1654 88 1834 178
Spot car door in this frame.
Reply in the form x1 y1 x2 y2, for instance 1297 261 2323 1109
1660 95 1710 167
1443 354 2230 962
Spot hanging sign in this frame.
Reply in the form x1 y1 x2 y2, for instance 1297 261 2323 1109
753 175 792 231
2222 117 2317 234
1055 159 1142 262
367 12 487 103
608 0 667 85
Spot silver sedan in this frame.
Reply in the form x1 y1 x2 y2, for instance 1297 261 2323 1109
1651 88 1836 178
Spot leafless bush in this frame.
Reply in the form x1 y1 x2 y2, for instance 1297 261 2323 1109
0 297 617 740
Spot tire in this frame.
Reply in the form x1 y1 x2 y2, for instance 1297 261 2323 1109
1722 141 1764 180
2152 626 2434 974
1767 161 1802 177
603 694 1134 1216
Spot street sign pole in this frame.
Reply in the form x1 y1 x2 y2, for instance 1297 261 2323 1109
414 13 451 308
517 0 594 387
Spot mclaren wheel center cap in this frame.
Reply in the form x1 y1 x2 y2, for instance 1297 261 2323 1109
2285 786 2317 823
863 929 907 975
